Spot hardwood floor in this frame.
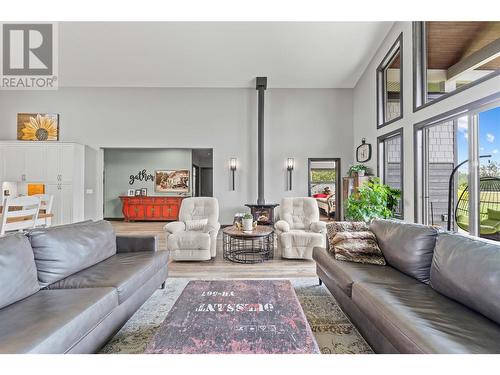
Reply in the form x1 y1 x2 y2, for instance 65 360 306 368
111 221 318 279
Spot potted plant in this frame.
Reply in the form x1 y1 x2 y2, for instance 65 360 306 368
242 213 254 231
348 164 369 177
345 177 401 222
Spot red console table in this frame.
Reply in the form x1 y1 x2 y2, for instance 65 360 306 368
120 196 183 222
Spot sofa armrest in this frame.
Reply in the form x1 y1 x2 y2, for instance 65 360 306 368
310 221 327 234
275 220 290 233
116 235 158 253
164 221 186 235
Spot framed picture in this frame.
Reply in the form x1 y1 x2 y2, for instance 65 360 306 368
134 189 142 196
17 113 59 141
127 189 135 196
140 188 148 196
155 170 190 193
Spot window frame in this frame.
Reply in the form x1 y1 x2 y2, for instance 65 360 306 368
413 21 500 112
413 91 500 225
376 33 404 129
377 127 404 219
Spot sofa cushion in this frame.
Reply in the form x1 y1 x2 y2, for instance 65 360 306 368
430 232 500 325
47 251 168 304
352 281 500 353
331 231 386 266
28 220 117 287
167 231 210 251
0 233 40 309
370 219 438 283
313 247 415 296
0 288 118 353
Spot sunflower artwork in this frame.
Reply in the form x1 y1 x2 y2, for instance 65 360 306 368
17 113 59 141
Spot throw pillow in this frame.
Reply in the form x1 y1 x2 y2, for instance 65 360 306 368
331 231 386 266
326 221 368 250
186 219 208 231
487 208 500 221
313 193 329 198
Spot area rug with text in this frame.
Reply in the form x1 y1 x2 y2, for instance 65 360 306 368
100 277 373 354
145 279 319 354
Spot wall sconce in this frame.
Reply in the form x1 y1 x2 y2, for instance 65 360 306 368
229 157 238 191
287 158 295 190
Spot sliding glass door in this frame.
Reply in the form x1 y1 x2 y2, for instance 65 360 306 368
416 102 500 240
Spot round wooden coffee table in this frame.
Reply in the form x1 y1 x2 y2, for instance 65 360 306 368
223 225 274 264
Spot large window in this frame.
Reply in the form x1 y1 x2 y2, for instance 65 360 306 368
415 95 500 241
378 128 404 218
414 22 500 109
377 34 403 128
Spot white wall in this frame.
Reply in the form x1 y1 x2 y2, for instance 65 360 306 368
0 87 353 224
353 21 500 222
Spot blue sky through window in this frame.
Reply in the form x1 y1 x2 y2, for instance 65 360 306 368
457 106 500 168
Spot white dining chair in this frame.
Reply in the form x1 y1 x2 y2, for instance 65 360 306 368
0 196 41 236
32 194 54 227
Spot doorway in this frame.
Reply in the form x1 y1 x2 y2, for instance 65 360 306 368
307 158 341 221
192 149 213 197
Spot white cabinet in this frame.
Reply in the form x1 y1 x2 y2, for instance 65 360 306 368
2 144 46 182
46 183 74 226
3 145 26 181
25 145 46 181
45 144 61 182
61 144 75 183
0 141 85 225
45 143 76 183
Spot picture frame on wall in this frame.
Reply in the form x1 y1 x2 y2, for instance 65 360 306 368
135 189 142 196
155 170 190 193
17 113 60 141
127 189 135 196
141 188 148 196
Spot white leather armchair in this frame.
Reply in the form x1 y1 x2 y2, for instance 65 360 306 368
274 197 326 259
165 197 220 261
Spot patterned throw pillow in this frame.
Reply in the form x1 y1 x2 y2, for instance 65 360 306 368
326 221 386 266
186 219 208 231
326 221 368 249
332 231 386 266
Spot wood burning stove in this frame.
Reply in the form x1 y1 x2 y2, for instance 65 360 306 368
245 77 279 226
245 203 279 226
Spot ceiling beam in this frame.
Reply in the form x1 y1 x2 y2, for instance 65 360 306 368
447 38 500 81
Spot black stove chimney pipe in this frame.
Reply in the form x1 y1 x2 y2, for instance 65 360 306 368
256 77 267 205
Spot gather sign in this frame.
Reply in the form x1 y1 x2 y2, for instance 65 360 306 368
129 169 154 185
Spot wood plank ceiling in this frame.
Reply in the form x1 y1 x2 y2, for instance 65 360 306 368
426 21 500 70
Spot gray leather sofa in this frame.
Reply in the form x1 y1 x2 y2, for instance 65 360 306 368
313 219 500 354
0 220 168 354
